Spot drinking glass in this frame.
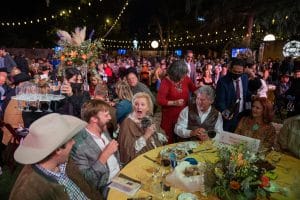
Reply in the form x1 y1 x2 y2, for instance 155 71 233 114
15 86 24 111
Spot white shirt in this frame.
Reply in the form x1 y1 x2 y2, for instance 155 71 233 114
257 79 268 98
87 129 120 182
233 77 244 112
174 106 223 139
185 61 192 77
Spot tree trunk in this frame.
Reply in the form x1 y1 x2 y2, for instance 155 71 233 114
244 13 254 47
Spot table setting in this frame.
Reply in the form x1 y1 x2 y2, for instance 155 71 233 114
108 139 300 200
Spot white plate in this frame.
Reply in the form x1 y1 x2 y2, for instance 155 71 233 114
177 192 198 200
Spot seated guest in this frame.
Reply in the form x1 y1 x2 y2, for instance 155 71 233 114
58 68 90 118
126 68 156 105
174 85 223 141
235 97 276 150
71 100 120 198
115 80 133 124
10 113 101 200
278 115 300 158
118 92 166 164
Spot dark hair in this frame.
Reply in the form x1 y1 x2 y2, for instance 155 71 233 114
252 97 274 123
167 60 188 82
65 68 81 81
230 58 246 68
125 67 138 78
248 77 262 94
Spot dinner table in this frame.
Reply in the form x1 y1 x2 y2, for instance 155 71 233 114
107 140 300 200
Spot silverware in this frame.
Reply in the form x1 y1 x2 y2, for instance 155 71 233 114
127 195 152 200
118 173 141 184
143 155 160 164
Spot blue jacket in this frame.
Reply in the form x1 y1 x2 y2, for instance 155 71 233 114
215 73 250 112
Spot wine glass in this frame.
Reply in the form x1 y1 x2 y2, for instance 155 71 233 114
34 86 42 112
15 86 24 111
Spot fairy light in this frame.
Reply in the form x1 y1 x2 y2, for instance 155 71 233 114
0 0 104 27
102 0 130 39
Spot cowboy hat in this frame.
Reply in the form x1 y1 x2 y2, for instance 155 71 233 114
14 113 87 164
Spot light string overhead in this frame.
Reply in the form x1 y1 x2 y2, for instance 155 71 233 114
0 0 103 27
101 0 129 39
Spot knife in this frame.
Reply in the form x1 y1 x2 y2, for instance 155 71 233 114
118 173 141 184
143 155 160 164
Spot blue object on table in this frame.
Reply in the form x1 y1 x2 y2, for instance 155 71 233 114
184 158 198 165
169 152 177 168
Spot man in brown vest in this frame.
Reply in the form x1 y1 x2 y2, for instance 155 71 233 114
174 85 223 141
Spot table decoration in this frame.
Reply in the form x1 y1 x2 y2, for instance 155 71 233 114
211 143 286 200
55 26 104 90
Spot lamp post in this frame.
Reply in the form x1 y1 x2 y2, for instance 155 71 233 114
259 34 276 63
151 40 159 56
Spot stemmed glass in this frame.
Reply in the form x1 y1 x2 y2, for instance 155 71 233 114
15 86 24 111
34 86 42 112
23 85 32 112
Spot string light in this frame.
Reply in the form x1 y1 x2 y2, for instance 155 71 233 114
0 0 103 27
101 0 129 38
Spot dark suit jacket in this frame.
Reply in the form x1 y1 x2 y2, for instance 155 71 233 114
215 73 250 131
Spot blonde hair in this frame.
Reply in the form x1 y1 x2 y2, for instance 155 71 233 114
115 80 133 101
132 92 153 115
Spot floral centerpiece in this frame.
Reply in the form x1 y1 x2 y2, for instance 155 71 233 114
55 27 103 76
211 143 283 200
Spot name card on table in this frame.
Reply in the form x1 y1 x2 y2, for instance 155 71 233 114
217 131 261 152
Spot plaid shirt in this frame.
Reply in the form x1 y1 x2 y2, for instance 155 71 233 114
35 163 89 200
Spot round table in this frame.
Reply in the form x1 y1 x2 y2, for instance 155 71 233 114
107 141 300 200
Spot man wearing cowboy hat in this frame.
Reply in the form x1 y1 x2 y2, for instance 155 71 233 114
71 99 121 198
10 113 102 200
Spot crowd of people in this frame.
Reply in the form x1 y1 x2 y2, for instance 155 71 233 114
0 46 299 199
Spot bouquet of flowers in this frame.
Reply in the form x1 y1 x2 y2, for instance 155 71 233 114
55 27 103 68
211 143 281 200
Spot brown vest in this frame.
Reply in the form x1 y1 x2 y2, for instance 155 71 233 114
187 101 219 132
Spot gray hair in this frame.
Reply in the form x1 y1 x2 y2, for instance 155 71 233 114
167 60 188 82
195 85 215 101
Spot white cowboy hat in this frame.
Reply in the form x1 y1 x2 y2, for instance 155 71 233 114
14 113 87 164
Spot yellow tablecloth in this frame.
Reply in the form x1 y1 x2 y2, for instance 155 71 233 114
107 141 300 200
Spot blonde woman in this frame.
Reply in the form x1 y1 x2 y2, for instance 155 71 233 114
115 80 133 123
118 92 166 164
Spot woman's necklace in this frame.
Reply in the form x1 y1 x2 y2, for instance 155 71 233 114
174 81 182 92
252 123 260 131
252 119 261 131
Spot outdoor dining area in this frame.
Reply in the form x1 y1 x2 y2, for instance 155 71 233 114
107 140 300 200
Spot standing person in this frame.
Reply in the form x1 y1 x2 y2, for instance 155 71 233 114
184 50 197 84
10 113 101 200
71 99 121 198
215 58 251 132
157 60 197 143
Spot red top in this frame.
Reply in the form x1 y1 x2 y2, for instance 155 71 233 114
157 76 197 143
